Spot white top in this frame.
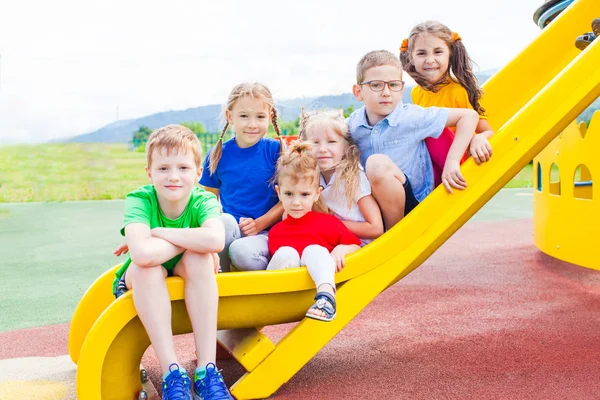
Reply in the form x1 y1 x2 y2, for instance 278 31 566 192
320 170 372 246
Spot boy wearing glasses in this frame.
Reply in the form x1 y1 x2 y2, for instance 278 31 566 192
348 50 479 229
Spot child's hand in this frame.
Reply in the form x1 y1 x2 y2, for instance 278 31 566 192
212 253 221 274
331 244 359 272
331 245 348 272
113 243 129 256
239 218 259 236
330 247 346 272
441 160 467 194
469 133 493 165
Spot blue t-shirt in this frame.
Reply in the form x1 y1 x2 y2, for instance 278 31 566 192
200 137 280 222
348 103 448 202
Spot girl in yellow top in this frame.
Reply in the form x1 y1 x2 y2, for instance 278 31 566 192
400 20 493 185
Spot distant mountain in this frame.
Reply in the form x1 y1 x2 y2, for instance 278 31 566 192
65 92 403 143
76 69 600 144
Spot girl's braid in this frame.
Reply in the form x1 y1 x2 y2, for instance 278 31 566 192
271 107 285 154
208 122 228 175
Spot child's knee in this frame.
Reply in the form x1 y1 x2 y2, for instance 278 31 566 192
228 239 247 260
267 246 301 270
366 155 406 187
127 262 167 285
179 251 214 278
221 213 237 227
301 245 330 261
273 246 299 260
221 213 240 245
229 237 269 270
365 155 394 182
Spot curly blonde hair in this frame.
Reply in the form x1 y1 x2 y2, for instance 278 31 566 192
299 109 361 210
209 82 285 175
276 141 328 214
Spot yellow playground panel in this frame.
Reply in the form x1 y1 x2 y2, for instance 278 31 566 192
69 0 600 398
533 111 600 269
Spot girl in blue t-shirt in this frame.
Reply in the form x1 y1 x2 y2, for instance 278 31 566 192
200 82 285 271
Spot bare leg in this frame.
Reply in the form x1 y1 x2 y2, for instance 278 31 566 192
126 262 176 374
174 251 218 368
365 154 407 230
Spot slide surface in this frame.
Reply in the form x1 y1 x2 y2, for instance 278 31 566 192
71 1 600 398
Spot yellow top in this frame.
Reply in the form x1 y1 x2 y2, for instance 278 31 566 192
411 80 486 132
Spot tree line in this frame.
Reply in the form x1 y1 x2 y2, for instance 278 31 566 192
130 106 355 151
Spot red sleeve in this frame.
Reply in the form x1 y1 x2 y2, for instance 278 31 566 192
268 222 283 256
330 215 361 246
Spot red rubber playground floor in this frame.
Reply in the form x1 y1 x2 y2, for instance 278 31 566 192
2 217 600 399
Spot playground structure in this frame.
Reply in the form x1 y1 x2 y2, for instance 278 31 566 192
532 0 599 270
68 0 600 398
533 114 599 270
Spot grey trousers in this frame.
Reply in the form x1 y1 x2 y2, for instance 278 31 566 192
220 213 270 272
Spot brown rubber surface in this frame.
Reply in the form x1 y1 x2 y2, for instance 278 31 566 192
2 218 600 399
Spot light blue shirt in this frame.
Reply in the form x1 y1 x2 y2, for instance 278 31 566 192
348 103 448 202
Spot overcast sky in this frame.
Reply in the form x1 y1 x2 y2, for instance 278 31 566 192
0 0 544 144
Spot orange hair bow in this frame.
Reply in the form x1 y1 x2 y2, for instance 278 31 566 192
452 32 462 42
399 38 409 53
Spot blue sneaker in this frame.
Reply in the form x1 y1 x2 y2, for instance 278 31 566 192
193 363 233 400
162 363 192 400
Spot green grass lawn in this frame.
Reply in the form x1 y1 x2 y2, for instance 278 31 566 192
0 143 148 203
505 163 534 188
0 143 536 203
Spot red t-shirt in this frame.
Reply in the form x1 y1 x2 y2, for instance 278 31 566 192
268 211 361 256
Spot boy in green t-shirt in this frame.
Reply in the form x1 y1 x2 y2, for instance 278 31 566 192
113 125 233 400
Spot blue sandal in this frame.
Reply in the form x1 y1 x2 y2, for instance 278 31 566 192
575 32 596 51
306 292 336 322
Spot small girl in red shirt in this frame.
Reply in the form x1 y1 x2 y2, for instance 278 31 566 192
267 141 361 322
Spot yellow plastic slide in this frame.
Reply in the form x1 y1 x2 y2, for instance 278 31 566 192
69 0 600 398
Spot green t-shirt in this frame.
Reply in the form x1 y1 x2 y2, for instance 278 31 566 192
113 184 221 293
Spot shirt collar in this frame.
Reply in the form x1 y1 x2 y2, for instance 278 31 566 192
356 107 372 128
357 103 403 128
319 172 336 189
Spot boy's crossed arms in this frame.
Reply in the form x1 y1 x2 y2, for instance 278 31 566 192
121 220 223 274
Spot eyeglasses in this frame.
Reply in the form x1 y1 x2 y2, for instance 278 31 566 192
359 80 405 92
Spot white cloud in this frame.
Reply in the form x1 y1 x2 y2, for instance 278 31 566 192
0 0 543 143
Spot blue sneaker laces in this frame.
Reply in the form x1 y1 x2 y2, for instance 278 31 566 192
163 363 191 400
194 363 233 400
